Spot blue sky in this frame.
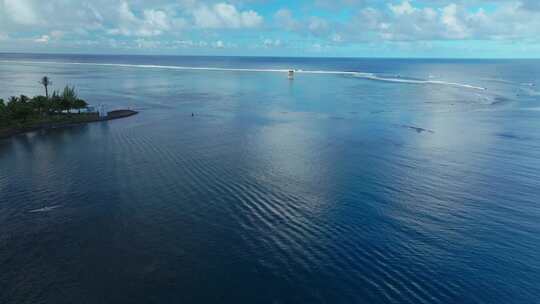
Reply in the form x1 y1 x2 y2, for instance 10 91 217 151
1 0 540 57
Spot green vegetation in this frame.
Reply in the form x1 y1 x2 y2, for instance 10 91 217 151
0 77 90 131
39 76 52 98
1 76 137 139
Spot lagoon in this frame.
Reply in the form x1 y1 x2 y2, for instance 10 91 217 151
1 54 540 303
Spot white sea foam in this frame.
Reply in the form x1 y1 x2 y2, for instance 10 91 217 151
0 60 294 73
0 60 485 90
29 205 62 213
483 78 518 85
353 72 486 90
0 59 364 75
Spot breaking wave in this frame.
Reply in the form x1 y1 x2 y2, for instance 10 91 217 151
353 72 486 90
1 60 485 90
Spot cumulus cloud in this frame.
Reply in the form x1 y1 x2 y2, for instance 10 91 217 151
263 38 282 48
107 1 178 37
3 0 38 25
34 35 50 43
0 0 262 42
0 0 540 53
33 30 63 43
331 33 344 43
269 1 540 45
214 40 225 48
389 1 415 15
193 3 263 29
339 1 540 42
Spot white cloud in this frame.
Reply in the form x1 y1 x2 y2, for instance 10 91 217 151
193 3 263 29
33 30 64 43
269 1 540 45
331 33 343 43
3 0 38 25
34 35 50 43
214 40 225 48
135 38 161 49
343 1 540 42
241 10 264 28
389 1 415 15
0 0 540 52
108 1 177 37
210 40 237 49
441 4 467 38
263 38 281 47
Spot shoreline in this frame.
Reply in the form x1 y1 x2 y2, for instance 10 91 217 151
0 109 138 139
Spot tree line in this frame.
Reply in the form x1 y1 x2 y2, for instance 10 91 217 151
0 77 88 127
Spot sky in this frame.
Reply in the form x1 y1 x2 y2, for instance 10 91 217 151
1 0 540 58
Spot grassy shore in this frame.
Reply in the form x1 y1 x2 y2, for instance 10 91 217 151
0 110 138 139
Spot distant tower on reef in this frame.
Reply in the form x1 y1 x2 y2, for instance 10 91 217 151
288 69 295 80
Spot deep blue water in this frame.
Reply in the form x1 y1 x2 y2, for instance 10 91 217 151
1 54 540 303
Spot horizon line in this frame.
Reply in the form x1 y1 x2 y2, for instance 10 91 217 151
1 51 539 61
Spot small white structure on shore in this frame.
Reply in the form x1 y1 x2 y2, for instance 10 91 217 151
96 104 107 118
288 69 295 80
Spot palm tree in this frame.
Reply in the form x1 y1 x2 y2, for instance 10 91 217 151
50 91 63 114
7 96 32 122
73 99 88 114
8 96 19 104
39 76 52 98
0 99 7 126
19 95 30 103
31 96 49 116
61 86 78 114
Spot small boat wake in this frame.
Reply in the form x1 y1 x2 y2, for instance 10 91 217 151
29 205 62 213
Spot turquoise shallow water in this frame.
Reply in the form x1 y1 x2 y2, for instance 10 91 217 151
1 54 540 303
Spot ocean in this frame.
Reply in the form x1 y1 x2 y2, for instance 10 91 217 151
1 54 539 303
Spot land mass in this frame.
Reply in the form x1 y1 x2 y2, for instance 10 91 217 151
0 109 138 139
1 81 139 139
